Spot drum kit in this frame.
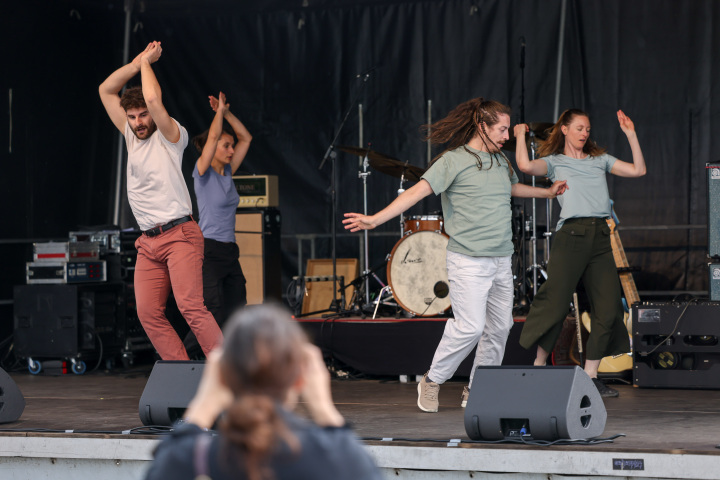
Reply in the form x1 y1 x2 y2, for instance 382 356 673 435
335 121 554 318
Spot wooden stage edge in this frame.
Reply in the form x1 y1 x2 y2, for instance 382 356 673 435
0 338 719 478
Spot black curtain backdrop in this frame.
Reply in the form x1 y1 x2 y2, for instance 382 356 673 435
3 0 720 327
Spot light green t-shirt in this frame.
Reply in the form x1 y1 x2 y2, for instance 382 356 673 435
421 145 519 257
544 153 617 229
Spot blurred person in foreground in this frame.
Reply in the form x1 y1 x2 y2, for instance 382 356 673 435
144 303 383 480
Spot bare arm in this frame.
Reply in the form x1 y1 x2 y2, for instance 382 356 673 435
98 43 152 133
513 124 549 176
183 350 233 429
139 42 180 143
298 344 345 427
609 110 647 178
196 93 228 176
209 95 252 174
512 180 568 199
343 179 434 232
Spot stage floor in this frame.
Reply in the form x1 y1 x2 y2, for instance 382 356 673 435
4 367 720 454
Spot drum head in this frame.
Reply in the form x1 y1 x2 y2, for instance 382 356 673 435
387 231 451 316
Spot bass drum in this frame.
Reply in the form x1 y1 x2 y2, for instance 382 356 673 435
387 231 451 316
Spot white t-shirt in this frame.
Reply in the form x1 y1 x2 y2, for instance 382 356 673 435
124 119 192 231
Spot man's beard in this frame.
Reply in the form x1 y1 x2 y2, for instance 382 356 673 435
132 121 157 140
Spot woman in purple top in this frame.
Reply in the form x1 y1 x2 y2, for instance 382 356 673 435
192 92 252 329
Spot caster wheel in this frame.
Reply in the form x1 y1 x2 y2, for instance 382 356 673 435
71 360 87 375
28 360 42 375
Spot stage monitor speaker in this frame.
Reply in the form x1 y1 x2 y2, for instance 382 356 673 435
464 366 606 441
138 361 204 426
235 208 282 305
0 367 25 423
707 163 720 257
710 263 720 301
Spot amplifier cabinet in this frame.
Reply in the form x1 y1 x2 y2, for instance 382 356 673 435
26 261 106 284
235 208 281 304
632 302 720 389
232 175 279 208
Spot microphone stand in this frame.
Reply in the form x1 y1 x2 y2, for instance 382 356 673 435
516 37 529 308
318 70 373 316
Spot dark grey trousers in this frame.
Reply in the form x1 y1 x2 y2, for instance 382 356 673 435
519 217 630 360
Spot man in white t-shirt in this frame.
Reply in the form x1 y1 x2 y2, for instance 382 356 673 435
99 41 222 360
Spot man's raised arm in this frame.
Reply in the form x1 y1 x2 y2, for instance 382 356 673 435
99 43 152 133
139 42 180 143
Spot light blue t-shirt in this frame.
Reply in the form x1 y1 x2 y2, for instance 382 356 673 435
544 153 617 229
422 145 519 257
193 164 240 243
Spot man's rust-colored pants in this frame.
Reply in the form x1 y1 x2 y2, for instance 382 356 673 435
134 221 223 360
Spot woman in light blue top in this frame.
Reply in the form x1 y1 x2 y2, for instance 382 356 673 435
192 92 252 331
514 109 646 397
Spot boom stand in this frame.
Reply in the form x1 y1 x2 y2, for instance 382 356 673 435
318 72 373 316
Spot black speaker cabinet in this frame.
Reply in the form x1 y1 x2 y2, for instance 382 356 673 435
633 302 720 388
235 208 281 304
464 366 607 441
139 361 204 426
14 284 130 360
0 367 25 423
708 163 720 257
14 284 78 358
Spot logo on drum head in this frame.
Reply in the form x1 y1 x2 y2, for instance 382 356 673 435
401 249 423 264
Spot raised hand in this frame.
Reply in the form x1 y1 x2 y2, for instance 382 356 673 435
209 92 230 115
142 41 162 64
513 123 529 138
617 110 635 135
131 43 153 68
208 92 230 115
299 343 344 427
183 349 234 428
342 213 376 232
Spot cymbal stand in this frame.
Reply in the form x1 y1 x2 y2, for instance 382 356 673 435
527 131 548 296
358 151 372 306
544 189 553 264
344 260 388 316
398 171 407 237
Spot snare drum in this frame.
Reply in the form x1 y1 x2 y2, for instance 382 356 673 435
403 215 444 235
387 231 451 316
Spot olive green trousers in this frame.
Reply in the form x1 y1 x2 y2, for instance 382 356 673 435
519 217 630 360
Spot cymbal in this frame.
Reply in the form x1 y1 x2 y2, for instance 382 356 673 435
336 145 398 164
369 157 425 182
337 145 425 181
502 122 555 152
